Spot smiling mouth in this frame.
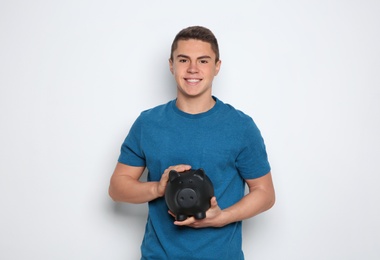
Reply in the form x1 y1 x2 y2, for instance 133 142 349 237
185 78 201 83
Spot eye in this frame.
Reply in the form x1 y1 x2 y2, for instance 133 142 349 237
179 59 188 63
199 59 208 64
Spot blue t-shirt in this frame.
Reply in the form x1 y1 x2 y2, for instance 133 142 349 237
118 97 271 260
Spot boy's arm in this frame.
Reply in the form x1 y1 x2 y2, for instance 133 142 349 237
173 172 275 227
109 162 191 203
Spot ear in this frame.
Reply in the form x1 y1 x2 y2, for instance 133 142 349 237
169 59 174 74
214 60 222 76
194 169 205 180
169 170 180 182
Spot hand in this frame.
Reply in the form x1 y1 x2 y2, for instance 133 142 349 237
170 197 227 228
156 164 191 197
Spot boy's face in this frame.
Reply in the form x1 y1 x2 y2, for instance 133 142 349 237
169 39 221 99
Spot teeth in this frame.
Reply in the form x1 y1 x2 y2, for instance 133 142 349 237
187 79 200 83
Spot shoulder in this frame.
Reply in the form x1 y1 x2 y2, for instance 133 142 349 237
136 100 174 121
216 97 255 125
215 98 264 141
129 100 177 132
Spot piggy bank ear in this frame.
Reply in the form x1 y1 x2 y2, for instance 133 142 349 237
193 168 205 180
169 170 181 182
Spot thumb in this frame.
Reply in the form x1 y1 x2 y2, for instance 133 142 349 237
210 196 218 208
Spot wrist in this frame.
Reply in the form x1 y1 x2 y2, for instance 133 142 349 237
154 181 165 198
220 209 235 226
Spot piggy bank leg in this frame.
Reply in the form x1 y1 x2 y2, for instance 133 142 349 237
194 212 206 220
176 214 187 221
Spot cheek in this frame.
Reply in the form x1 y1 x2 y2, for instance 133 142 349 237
172 67 185 78
204 68 217 78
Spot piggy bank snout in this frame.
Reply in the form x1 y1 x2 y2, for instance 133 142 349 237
177 188 198 208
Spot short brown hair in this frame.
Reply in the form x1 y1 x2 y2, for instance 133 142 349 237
170 26 220 63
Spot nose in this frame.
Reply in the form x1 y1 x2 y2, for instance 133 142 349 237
187 61 198 73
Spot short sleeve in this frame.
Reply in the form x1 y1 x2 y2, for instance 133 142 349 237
235 119 271 179
118 116 146 167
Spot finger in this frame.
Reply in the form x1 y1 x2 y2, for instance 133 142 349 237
171 164 191 172
210 196 218 208
168 210 175 218
166 164 191 171
174 216 195 226
161 172 169 181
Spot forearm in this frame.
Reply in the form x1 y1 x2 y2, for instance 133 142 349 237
171 173 275 228
109 175 161 203
173 186 275 228
109 163 191 204
222 188 275 225
219 173 275 226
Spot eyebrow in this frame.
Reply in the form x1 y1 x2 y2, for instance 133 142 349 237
176 54 212 60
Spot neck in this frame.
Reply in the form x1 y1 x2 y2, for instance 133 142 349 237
176 95 216 114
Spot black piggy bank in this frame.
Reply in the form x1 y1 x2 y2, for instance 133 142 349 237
165 168 214 221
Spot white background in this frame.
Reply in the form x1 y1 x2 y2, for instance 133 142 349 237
1 1 379 259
